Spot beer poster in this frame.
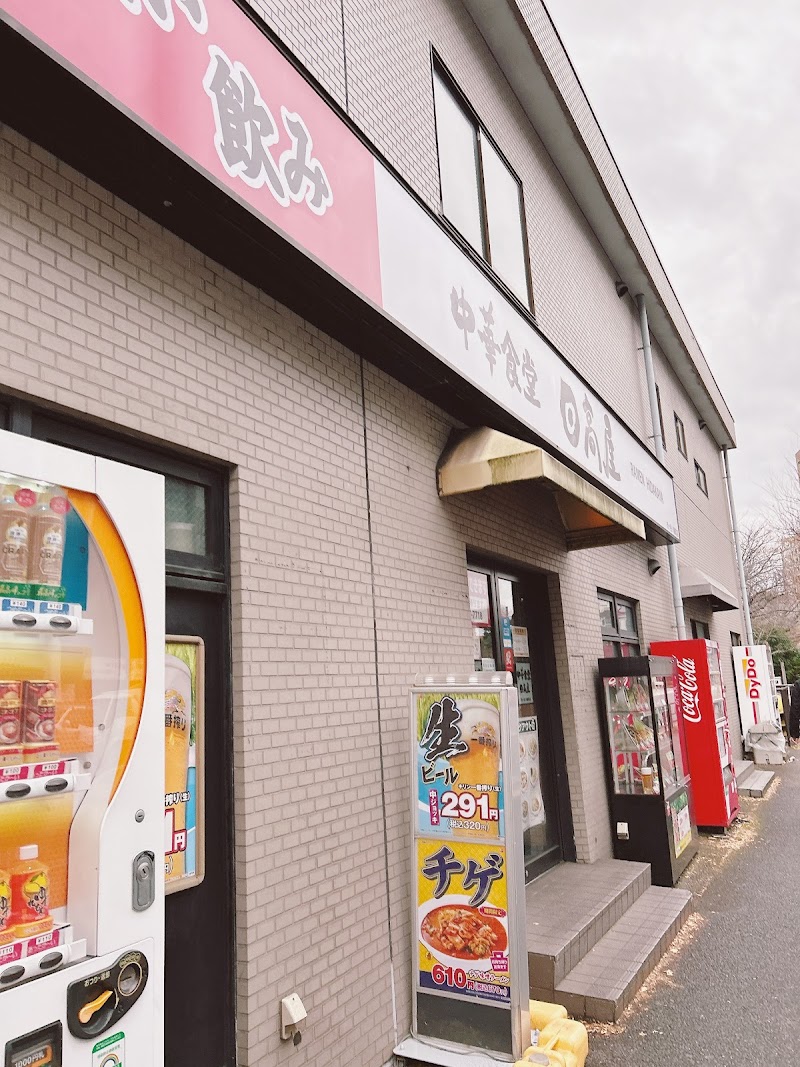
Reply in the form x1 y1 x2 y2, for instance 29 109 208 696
410 679 529 1060
414 691 504 839
164 637 205 894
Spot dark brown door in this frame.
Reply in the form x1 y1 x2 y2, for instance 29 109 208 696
165 585 235 1067
468 562 574 882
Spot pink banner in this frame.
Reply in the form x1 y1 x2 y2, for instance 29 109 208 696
0 0 381 305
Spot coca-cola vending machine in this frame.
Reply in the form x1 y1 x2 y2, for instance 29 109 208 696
651 639 739 829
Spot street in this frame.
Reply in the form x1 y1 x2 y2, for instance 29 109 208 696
587 762 799 1065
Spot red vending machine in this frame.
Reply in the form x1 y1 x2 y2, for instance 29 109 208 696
650 639 739 829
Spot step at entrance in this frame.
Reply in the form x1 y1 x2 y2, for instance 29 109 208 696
739 768 775 798
554 885 692 1022
733 758 754 788
526 860 692 1022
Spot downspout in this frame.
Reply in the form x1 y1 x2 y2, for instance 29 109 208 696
722 445 755 643
635 294 687 639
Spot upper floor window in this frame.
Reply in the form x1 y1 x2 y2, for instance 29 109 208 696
674 413 687 458
598 591 641 657
432 63 531 306
695 461 708 496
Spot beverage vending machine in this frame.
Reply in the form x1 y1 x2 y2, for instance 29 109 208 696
651 639 739 830
0 430 164 1067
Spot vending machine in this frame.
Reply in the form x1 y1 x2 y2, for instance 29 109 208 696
651 639 739 830
597 655 698 887
0 430 164 1067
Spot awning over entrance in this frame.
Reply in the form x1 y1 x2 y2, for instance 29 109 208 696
679 565 739 612
437 428 647 550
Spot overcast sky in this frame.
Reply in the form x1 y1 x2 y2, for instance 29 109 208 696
545 0 800 518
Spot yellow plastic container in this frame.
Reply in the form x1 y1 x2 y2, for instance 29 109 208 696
528 999 568 1032
538 1018 589 1067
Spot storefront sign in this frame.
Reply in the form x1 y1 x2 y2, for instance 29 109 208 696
519 716 545 829
0 0 382 305
164 637 205 893
1 0 681 544
375 166 680 541
411 679 529 1059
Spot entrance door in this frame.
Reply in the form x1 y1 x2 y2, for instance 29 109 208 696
468 563 573 881
165 587 236 1067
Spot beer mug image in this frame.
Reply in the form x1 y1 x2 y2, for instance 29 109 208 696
448 699 501 838
164 654 192 881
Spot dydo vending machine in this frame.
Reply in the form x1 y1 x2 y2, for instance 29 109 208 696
0 430 164 1067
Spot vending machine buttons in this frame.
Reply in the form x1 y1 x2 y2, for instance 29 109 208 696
4 1021 62 1067
66 950 149 1039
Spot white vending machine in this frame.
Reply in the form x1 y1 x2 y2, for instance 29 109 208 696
0 430 164 1067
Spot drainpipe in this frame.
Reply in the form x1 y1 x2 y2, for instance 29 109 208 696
722 445 755 643
635 293 687 639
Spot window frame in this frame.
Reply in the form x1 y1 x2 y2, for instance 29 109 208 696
694 460 708 497
598 590 641 658
691 619 711 640
674 413 687 458
431 53 534 311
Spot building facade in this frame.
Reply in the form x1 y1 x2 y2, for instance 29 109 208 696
0 1 745 1065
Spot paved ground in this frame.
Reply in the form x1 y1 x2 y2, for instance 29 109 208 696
586 760 800 1066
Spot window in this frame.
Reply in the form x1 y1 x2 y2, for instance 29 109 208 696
730 631 741 648
695 461 708 496
655 385 666 451
598 591 641 657
433 63 531 305
674 413 687 457
691 619 711 640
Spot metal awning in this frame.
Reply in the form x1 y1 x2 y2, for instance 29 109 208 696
436 428 646 550
679 565 739 612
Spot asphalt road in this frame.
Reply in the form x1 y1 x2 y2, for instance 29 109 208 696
587 760 800 1066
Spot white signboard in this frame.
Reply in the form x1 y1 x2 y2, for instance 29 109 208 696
732 644 778 737
374 164 680 541
519 716 545 828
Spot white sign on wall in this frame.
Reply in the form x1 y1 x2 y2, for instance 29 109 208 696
374 164 680 542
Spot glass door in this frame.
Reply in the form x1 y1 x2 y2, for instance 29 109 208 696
468 564 570 881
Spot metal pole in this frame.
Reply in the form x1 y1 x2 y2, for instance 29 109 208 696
635 293 687 639
722 445 755 643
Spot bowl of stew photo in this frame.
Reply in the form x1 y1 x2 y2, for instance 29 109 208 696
418 894 508 971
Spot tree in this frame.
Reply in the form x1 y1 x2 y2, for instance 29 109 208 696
741 466 800 645
761 627 800 684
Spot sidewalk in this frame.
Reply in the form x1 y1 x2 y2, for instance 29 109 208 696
586 761 799 1066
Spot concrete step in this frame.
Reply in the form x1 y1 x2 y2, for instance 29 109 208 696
733 758 755 788
739 768 775 798
526 859 650 999
553 885 693 1023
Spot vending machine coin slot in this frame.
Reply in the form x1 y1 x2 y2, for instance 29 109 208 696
4 1021 62 1067
66 950 149 1039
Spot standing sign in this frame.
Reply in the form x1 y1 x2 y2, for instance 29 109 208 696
411 677 529 1060
732 645 777 738
164 637 205 893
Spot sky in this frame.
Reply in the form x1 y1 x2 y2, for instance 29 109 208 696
545 0 800 518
